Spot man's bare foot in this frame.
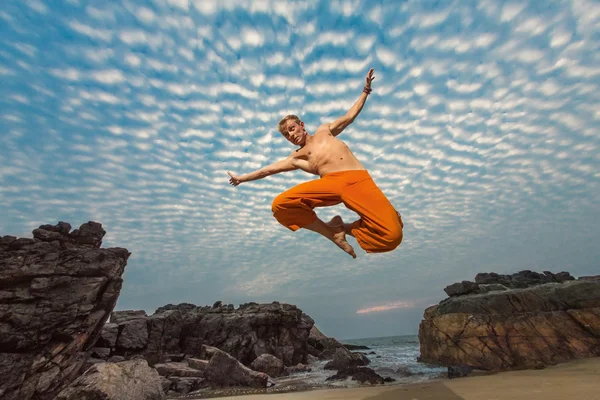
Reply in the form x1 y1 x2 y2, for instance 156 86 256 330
327 216 356 258
327 215 355 237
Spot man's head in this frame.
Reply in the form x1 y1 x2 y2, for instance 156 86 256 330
277 114 307 146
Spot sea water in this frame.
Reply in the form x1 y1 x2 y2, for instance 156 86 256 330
275 334 447 389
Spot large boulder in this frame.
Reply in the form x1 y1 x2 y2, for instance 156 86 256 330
55 359 164 400
419 271 600 371
203 348 269 388
307 325 344 359
250 353 285 377
0 221 130 400
324 347 370 370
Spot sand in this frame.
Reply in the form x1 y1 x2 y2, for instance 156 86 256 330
211 358 600 400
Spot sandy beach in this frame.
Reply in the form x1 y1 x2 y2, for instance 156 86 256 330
212 357 600 400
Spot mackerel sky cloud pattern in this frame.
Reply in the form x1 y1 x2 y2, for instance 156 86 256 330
1 0 598 338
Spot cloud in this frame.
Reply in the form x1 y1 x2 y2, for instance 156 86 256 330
1 0 599 340
357 301 417 314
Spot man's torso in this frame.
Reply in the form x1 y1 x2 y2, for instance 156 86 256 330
291 125 366 177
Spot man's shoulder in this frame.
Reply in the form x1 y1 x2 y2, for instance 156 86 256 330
315 123 333 135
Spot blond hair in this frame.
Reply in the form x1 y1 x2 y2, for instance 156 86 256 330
277 115 301 136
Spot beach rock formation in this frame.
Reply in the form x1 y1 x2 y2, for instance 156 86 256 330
324 347 370 370
93 301 314 369
419 270 600 371
55 359 164 400
326 366 386 384
307 325 345 359
0 221 130 400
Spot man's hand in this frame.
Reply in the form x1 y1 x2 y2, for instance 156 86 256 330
365 68 375 91
228 171 242 186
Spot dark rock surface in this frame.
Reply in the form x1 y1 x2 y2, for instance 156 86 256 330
325 366 385 384
420 270 600 371
99 301 314 369
324 347 370 370
0 221 130 400
250 353 285 377
203 347 269 388
55 359 164 400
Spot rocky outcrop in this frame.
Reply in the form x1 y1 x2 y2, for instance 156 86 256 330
307 325 344 359
419 271 600 372
0 221 130 400
324 347 370 370
55 360 164 400
326 366 387 384
203 347 269 388
93 302 314 369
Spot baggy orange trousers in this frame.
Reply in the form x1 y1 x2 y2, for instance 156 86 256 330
271 170 403 253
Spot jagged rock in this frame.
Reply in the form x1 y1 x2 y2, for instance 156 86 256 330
444 281 482 297
448 365 472 379
474 270 574 289
250 353 285 377
325 366 385 384
117 318 149 350
97 323 118 348
478 283 509 293
343 344 371 350
188 358 209 371
0 221 130 400
324 347 370 370
170 377 205 394
154 362 203 378
55 360 164 400
203 348 269 388
284 363 312 375
307 325 345 360
98 302 313 368
419 274 600 371
91 348 111 359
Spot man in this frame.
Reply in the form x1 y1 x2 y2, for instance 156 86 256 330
227 68 403 258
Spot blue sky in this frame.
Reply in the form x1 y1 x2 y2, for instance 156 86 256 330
1 0 598 340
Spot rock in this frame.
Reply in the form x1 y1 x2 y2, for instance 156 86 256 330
188 358 209 371
395 366 414 377
203 348 269 388
325 366 385 384
419 274 600 371
448 365 472 379
343 344 371 350
478 283 509 293
96 323 118 348
0 221 130 400
250 353 285 377
154 362 204 378
324 347 370 370
284 363 312 375
91 348 111 359
107 356 125 363
444 281 481 297
579 275 600 281
474 270 574 289
308 325 344 359
116 318 149 350
55 359 164 400
170 377 205 394
106 302 313 369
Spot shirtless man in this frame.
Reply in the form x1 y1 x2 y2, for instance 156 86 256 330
227 68 403 258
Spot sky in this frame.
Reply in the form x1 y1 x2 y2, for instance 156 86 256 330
0 0 598 340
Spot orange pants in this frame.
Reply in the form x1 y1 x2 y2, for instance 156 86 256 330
271 170 402 253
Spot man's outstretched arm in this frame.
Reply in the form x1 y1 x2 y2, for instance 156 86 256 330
329 68 375 136
228 155 298 186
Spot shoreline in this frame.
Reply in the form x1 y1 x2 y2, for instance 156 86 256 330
189 357 600 400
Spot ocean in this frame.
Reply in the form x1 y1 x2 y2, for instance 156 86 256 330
186 335 446 398
274 334 447 390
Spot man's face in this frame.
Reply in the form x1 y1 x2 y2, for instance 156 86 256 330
283 120 307 146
